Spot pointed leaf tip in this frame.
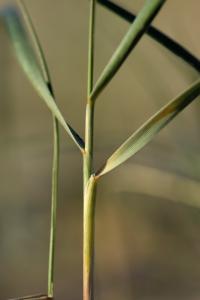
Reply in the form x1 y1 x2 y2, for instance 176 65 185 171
97 79 200 176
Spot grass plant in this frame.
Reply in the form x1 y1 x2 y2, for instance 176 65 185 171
0 0 199 299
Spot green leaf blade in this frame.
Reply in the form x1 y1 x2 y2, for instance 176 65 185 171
91 0 165 101
97 0 200 73
17 0 52 85
97 79 200 176
0 6 84 151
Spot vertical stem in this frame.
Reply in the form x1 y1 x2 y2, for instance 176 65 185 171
48 117 59 298
17 1 60 297
84 0 96 189
83 176 97 300
87 0 96 98
83 100 95 299
83 100 95 189
83 1 96 300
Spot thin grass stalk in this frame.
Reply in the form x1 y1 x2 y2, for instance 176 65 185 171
83 100 95 300
83 176 97 300
84 0 96 188
84 100 95 189
17 2 59 297
87 0 96 97
83 1 97 300
48 119 59 298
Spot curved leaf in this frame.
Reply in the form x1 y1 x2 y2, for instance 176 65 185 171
96 79 200 177
0 6 84 151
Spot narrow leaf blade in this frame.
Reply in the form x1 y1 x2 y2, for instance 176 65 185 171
91 0 165 101
97 0 200 73
0 6 84 151
17 0 51 84
97 79 200 176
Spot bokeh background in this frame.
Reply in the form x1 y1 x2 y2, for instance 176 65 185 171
0 0 200 299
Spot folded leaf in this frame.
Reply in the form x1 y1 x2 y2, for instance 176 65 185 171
97 0 200 73
96 79 200 177
90 0 165 101
0 6 84 151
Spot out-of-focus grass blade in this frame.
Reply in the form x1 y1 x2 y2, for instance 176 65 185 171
97 0 200 73
90 0 165 101
115 163 200 210
96 79 200 177
0 6 84 151
8 294 50 300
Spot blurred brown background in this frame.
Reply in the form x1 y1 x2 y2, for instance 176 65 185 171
0 0 200 299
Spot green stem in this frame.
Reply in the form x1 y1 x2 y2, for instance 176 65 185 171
83 1 96 300
83 176 97 300
17 2 60 297
84 0 96 189
87 0 96 98
83 100 95 300
48 118 59 298
84 100 95 189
